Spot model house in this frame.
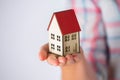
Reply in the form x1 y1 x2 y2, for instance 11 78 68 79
47 9 81 56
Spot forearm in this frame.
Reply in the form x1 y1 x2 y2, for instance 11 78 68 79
61 59 96 80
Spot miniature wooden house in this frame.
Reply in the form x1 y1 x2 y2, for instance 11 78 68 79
47 9 81 56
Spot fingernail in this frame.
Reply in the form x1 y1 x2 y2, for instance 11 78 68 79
59 59 64 63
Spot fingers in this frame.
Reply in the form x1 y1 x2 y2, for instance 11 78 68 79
65 47 84 64
47 54 67 66
39 43 66 66
66 54 75 64
72 53 81 62
58 56 67 66
72 47 85 62
47 54 59 66
39 44 84 66
39 43 49 61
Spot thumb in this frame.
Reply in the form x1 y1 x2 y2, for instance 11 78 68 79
39 43 49 61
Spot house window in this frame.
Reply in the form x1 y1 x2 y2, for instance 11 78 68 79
71 34 76 40
51 34 55 40
51 44 55 50
65 35 70 41
65 46 70 52
57 35 60 41
57 45 61 51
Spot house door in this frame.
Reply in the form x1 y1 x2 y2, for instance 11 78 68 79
73 43 77 52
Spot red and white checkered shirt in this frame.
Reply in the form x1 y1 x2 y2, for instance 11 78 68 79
69 0 120 80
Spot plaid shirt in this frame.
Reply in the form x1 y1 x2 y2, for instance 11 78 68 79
69 0 120 80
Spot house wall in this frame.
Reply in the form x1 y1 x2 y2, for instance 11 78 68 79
48 16 63 56
63 32 80 55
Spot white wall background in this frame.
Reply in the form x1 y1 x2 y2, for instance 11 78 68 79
0 0 70 80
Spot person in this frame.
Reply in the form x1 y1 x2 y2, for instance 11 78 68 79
70 0 120 80
39 0 120 80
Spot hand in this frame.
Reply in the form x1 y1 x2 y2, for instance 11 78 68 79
39 43 97 80
38 43 85 67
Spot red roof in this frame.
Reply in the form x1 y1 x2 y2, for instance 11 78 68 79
47 9 81 35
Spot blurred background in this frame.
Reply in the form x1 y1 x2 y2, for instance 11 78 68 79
1 0 120 80
0 0 70 80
